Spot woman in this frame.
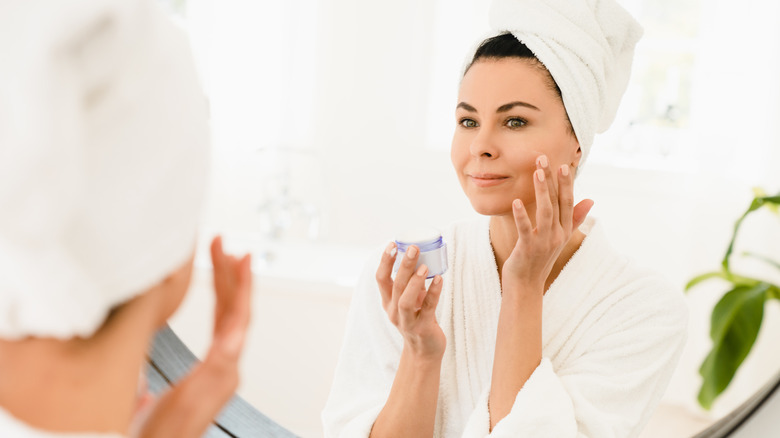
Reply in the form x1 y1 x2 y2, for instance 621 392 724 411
322 1 688 437
0 1 252 436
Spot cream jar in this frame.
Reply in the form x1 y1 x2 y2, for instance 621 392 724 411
392 228 448 279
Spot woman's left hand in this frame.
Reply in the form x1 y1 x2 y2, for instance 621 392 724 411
501 155 593 293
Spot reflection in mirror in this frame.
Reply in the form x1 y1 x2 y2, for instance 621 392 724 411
164 0 780 437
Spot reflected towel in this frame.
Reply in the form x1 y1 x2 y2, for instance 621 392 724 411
0 0 209 339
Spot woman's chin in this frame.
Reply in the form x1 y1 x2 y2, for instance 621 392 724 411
468 198 513 217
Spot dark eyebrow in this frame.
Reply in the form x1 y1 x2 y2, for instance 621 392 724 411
456 101 540 113
496 101 540 112
456 102 477 112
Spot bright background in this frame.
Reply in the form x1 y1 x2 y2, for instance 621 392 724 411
160 0 780 436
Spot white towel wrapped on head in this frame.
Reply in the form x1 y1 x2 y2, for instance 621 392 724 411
489 0 643 165
0 0 209 340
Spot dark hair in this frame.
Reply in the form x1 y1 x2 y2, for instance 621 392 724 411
465 33 573 133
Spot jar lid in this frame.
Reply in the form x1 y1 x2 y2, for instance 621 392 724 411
394 227 442 245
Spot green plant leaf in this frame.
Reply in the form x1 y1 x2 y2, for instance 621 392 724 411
698 282 771 409
769 286 780 301
762 194 780 204
766 194 780 214
722 200 762 271
685 270 762 292
722 193 780 271
685 271 728 291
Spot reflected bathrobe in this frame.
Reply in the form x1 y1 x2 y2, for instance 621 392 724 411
322 217 688 437
0 407 123 438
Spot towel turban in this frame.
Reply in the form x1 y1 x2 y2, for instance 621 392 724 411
0 0 209 339
489 0 644 165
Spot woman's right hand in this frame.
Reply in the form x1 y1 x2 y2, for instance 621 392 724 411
375 243 446 361
132 237 252 438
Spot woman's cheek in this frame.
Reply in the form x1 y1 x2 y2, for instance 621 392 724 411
450 138 468 171
509 155 540 203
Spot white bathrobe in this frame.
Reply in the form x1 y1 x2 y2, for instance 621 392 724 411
322 217 688 437
0 408 123 438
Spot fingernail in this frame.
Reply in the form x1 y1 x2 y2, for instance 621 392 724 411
513 199 522 209
417 264 428 277
536 169 545 182
385 242 397 257
561 164 569 177
433 275 442 285
407 245 418 258
538 155 548 168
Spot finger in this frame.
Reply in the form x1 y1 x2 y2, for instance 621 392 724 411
210 236 231 322
209 257 252 367
212 296 250 359
213 253 252 346
512 199 533 238
533 167 553 231
234 254 252 328
558 164 575 232
210 236 224 269
392 245 420 308
537 155 559 226
136 244 248 437
211 236 233 296
398 264 428 327
375 242 397 309
420 275 443 318
572 199 595 230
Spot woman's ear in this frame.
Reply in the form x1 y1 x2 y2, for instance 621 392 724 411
571 141 582 170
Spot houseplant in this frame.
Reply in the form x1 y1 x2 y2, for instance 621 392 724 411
685 189 780 410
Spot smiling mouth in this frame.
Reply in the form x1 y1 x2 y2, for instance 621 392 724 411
468 174 509 188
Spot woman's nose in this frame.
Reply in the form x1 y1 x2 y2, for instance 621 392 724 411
469 128 499 158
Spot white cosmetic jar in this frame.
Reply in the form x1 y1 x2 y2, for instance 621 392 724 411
392 228 448 279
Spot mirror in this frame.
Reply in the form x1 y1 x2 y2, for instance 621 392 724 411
156 0 780 436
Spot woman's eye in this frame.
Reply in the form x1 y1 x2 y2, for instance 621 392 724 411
505 118 527 128
459 118 478 128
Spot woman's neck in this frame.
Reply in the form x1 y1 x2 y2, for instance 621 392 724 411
489 212 586 292
0 294 158 434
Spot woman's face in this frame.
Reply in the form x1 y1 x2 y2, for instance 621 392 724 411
451 58 581 217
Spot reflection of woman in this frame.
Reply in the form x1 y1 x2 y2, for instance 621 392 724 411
323 1 687 437
0 1 251 437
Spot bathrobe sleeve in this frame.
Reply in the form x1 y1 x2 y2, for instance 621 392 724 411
0 406 125 438
321 253 404 438
462 275 688 438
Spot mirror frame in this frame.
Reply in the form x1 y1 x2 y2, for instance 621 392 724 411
147 325 297 437
691 368 780 437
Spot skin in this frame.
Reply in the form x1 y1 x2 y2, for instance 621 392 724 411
370 57 594 436
0 236 252 438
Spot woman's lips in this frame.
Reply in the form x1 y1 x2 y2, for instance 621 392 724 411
468 173 510 188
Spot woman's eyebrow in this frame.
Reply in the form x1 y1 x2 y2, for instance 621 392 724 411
456 102 477 112
496 101 540 112
456 101 541 113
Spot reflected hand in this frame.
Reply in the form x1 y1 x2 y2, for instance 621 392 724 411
132 236 252 438
502 156 593 293
376 243 446 361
